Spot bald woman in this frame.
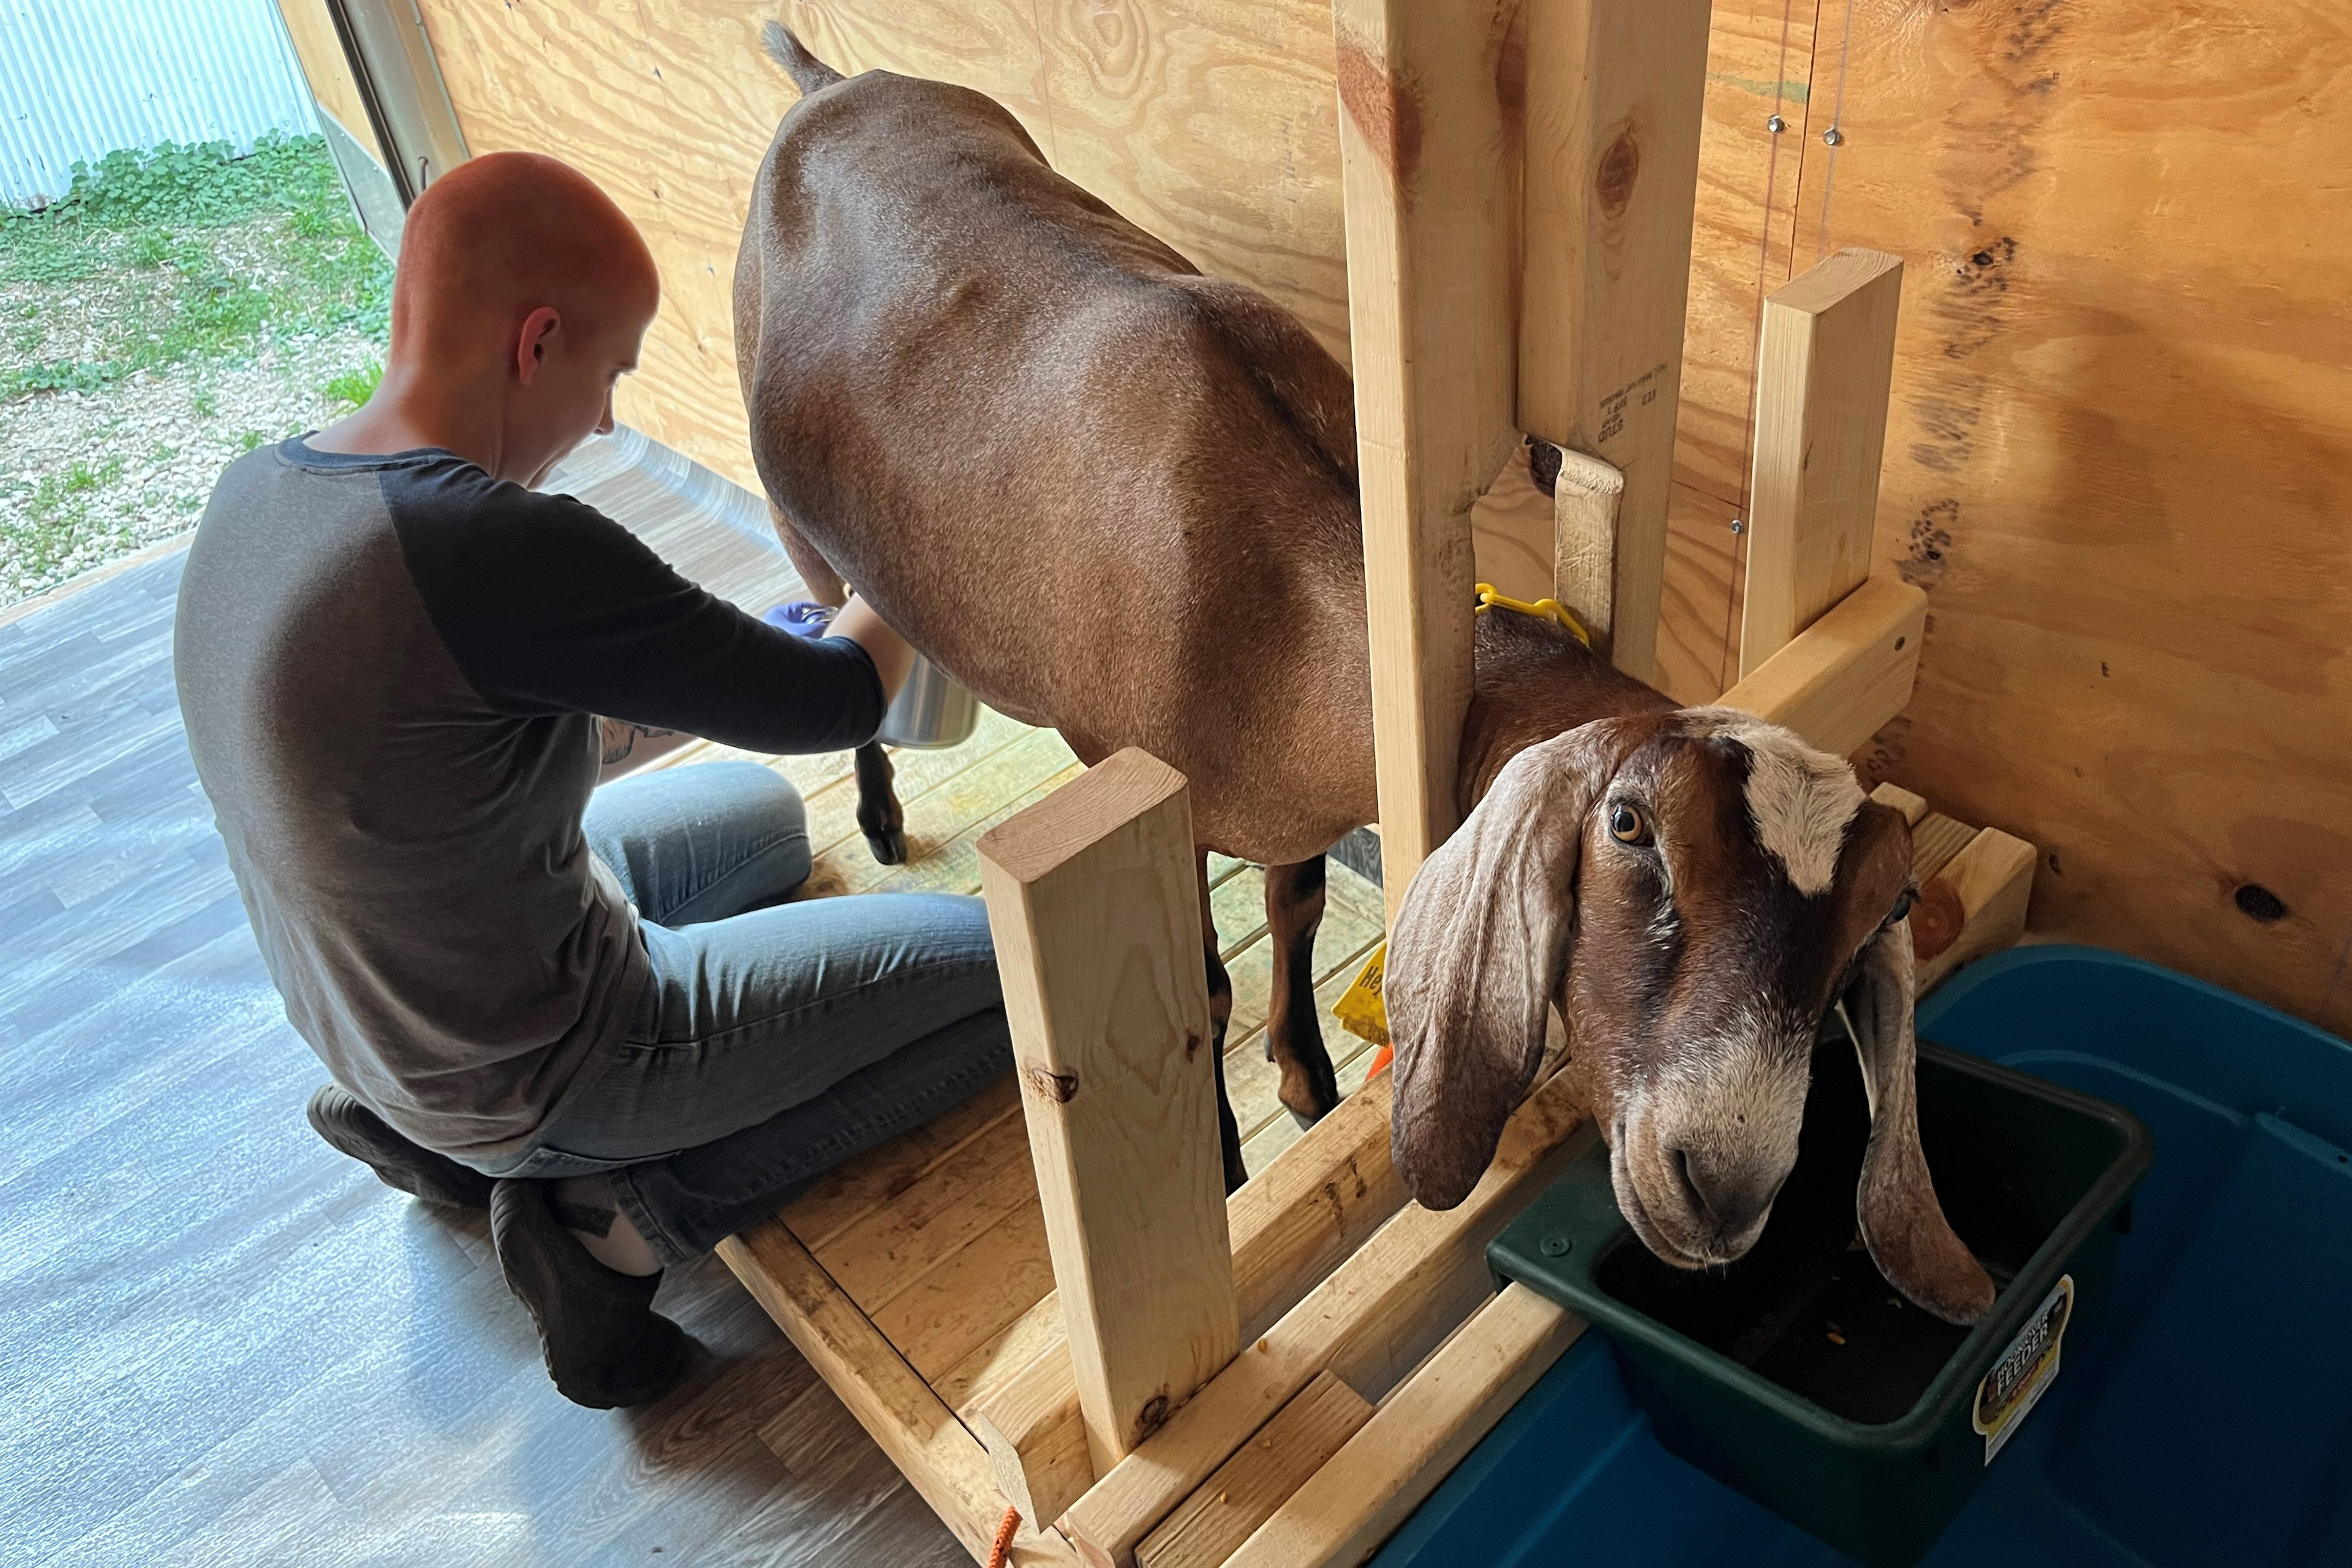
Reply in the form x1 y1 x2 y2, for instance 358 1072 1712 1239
176 153 1014 1408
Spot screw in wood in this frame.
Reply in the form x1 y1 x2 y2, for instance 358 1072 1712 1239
1823 127 1845 146
1767 114 1787 134
1730 518 1745 535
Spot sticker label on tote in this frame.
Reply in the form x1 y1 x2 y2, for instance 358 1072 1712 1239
1973 1274 2074 1466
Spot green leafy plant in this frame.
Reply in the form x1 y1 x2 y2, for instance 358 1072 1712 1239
0 135 392 403
4 134 397 601
59 457 124 494
323 360 383 410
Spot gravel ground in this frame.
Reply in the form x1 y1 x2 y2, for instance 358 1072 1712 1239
0 330 383 602
3 329 381 606
1 137 390 607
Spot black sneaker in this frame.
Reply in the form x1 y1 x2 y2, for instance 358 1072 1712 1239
489 1179 691 1409
306 1084 493 1208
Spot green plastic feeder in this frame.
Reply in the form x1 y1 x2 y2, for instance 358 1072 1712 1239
1490 1038 2153 1567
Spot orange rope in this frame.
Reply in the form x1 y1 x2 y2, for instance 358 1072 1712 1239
986 1505 1021 1568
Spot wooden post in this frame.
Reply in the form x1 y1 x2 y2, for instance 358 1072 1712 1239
1331 0 1525 921
978 750 1238 1477
1519 0 1713 685
1737 247 1907 676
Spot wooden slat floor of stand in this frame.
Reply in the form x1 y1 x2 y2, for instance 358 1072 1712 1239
656 715 1390 1564
712 746 2036 1566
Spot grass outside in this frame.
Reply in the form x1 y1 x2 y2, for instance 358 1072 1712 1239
1 134 393 605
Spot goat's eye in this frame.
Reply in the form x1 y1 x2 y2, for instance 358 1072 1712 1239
1608 802 1652 846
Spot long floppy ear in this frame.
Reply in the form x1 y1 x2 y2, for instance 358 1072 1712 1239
1386 725 1613 1210
1843 921 1997 1324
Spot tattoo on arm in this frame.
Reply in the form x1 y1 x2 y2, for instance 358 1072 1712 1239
599 719 677 767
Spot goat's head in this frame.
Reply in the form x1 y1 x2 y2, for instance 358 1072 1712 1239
1384 707 1995 1325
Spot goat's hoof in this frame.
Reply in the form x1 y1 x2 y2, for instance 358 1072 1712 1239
864 826 907 865
1284 1095 1338 1131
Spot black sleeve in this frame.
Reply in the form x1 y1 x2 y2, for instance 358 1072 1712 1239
386 460 884 753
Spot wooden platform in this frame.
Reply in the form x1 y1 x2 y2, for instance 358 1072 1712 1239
715 767 2036 1565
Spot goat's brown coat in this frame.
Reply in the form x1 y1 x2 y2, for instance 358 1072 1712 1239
734 36 1992 1321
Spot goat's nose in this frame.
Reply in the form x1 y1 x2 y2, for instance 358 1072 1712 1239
1669 1145 1775 1238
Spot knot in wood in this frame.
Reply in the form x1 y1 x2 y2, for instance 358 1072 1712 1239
1596 129 1642 217
1907 878 1967 961
1025 1064 1080 1103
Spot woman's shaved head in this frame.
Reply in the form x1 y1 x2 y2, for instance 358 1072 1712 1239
391 151 659 361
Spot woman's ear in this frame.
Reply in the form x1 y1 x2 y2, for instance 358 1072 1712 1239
1844 921 1997 1324
1385 723 1616 1210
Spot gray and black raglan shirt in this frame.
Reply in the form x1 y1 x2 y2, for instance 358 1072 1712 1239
176 439 883 1161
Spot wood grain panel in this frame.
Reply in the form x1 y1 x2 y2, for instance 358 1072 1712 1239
1787 0 2352 1035
1654 478 1743 704
1037 0 1352 362
1670 0 1821 508
412 0 1052 489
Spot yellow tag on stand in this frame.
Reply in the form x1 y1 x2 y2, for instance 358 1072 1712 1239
1332 942 1390 1048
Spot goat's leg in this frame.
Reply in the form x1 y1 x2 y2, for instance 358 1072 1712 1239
853 742 908 864
769 502 848 606
1264 854 1340 1126
1198 850 1249 1193
769 504 907 865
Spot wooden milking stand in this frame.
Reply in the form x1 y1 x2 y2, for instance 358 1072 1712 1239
719 2 2037 1562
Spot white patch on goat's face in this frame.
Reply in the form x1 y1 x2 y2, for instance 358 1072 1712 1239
1678 707 1864 896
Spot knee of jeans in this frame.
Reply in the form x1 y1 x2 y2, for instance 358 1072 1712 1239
707 758 803 812
767 830 815 892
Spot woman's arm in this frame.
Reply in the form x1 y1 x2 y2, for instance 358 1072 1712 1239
826 595 915 704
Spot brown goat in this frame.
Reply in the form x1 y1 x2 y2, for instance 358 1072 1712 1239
734 29 1994 1324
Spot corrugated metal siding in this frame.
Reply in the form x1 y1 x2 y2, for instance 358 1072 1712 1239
0 0 318 208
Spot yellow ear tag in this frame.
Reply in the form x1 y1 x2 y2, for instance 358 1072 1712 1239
1331 941 1390 1048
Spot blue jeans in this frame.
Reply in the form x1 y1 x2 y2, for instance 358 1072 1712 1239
478 760 1013 1264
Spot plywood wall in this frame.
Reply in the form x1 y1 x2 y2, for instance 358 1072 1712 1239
406 0 2352 1037
1784 0 2352 1037
408 0 1349 486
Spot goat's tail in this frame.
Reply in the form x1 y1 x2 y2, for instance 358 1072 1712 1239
762 20 844 95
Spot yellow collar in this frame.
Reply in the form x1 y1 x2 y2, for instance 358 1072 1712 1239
1474 582 1592 649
